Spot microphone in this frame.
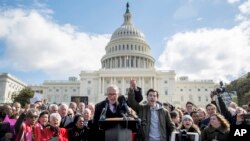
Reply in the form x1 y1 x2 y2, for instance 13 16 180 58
118 95 129 114
118 95 130 120
99 103 108 120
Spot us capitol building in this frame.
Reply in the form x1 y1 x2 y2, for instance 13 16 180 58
1 4 215 108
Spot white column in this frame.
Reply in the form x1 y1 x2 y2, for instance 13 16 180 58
114 77 116 85
125 56 127 68
99 77 101 96
139 77 142 87
116 57 118 68
122 77 125 95
128 56 130 68
118 57 119 68
111 77 113 84
130 56 132 68
106 60 107 68
102 77 105 94
140 58 143 68
135 57 137 68
133 56 136 68
107 59 110 68
112 58 114 68
131 56 133 68
120 57 122 68
154 77 156 89
109 59 111 68
142 77 145 96
107 59 109 68
141 57 143 68
146 59 148 68
127 56 129 68
144 58 146 68
150 77 153 88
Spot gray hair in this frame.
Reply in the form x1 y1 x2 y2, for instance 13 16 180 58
106 84 119 95
49 104 58 111
84 108 91 114
50 112 61 122
59 103 68 110
26 108 39 118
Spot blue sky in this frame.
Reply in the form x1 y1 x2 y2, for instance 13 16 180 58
1 0 250 85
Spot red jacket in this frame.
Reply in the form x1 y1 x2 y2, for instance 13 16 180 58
36 126 68 141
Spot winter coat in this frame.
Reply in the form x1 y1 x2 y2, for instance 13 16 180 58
128 90 175 141
201 126 229 141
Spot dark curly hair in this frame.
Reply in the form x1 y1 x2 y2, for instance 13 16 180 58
146 89 159 98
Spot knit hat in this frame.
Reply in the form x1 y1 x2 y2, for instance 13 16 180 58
182 114 193 122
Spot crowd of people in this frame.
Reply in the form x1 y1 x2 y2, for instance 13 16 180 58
0 79 249 141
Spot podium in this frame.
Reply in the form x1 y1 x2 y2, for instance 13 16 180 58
99 118 140 141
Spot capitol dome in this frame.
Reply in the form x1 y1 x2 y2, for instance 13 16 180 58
110 24 145 41
101 3 155 69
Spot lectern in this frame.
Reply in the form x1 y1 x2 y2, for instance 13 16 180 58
99 118 140 141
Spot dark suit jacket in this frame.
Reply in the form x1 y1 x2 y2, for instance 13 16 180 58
93 100 124 123
126 87 143 106
93 99 125 141
134 87 143 103
60 116 73 129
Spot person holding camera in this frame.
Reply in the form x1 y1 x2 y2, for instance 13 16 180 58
215 91 248 126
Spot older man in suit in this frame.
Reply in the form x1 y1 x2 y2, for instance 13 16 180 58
93 84 135 141
59 103 73 129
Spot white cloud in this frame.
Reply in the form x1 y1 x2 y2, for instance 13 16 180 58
236 0 250 22
0 8 110 78
159 0 250 83
239 0 250 14
158 24 250 83
228 0 241 4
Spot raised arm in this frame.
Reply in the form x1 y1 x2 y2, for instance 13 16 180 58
127 89 141 113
